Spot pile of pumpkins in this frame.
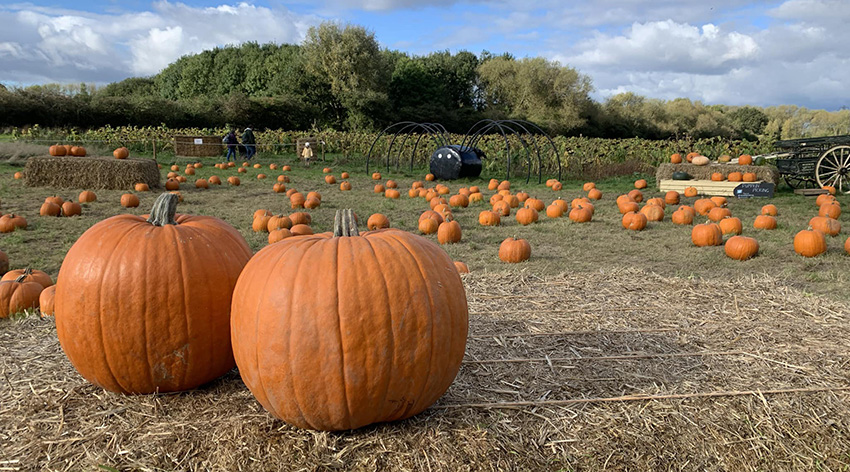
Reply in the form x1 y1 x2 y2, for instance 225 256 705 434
0 264 55 318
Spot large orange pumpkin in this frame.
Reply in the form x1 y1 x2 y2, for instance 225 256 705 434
55 193 252 394
230 209 468 431
499 237 531 263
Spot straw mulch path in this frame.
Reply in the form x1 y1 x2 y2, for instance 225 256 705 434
2 268 849 471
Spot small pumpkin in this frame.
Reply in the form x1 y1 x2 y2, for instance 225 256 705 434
692 222 723 247
634 179 648 189
583 182 596 191
228 176 241 186
707 207 731 222
113 147 129 159
0 272 43 318
39 285 56 317
134 183 150 192
208 176 222 185
454 261 469 274
794 228 827 257
121 194 140 208
738 154 753 165
499 238 531 263
711 173 724 182
725 236 759 261
569 205 593 223
761 204 778 216
419 217 440 234
719 217 743 235
628 189 644 203
684 186 698 198
49 144 67 156
809 216 841 236
753 215 777 230
478 211 501 226
289 212 312 226
546 203 564 219
367 213 390 231
727 172 743 182
61 201 82 217
670 153 682 164
515 208 538 226
372 172 382 180
0 214 27 233
622 211 647 231
664 191 680 205
691 155 710 166
819 202 841 219
671 208 694 225
587 188 603 200
1 268 53 288
742 172 757 182
340 181 352 191
341 172 350 179
195 179 209 189
40 202 61 217
640 204 664 222
437 217 462 244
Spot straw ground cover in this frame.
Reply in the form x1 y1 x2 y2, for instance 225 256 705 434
1 153 849 470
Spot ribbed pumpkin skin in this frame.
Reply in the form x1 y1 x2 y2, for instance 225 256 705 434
55 212 252 394
231 229 468 431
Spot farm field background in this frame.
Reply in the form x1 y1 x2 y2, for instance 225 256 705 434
1 148 849 470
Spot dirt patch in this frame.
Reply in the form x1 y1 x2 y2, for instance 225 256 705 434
2 268 848 471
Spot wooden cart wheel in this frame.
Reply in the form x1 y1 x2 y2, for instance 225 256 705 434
783 175 818 190
816 145 850 193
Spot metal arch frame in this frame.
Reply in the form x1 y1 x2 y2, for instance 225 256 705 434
366 119 559 183
467 121 534 184
366 122 449 174
461 119 559 184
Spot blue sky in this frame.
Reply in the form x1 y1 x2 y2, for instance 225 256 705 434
1 0 849 109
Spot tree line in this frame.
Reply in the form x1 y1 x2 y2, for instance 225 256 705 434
1 22 848 141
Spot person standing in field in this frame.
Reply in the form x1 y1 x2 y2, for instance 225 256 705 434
242 126 256 160
301 142 313 166
223 129 239 162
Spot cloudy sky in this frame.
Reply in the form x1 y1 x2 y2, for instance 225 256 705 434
1 0 848 109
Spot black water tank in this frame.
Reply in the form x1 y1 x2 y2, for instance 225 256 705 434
429 145 484 180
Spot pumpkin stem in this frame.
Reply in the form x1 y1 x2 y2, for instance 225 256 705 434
147 193 178 226
333 209 359 237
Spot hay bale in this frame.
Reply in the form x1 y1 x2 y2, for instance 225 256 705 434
24 156 160 190
175 135 224 157
656 163 779 185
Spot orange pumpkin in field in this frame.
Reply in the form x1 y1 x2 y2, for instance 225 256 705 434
684 187 698 198
670 153 682 164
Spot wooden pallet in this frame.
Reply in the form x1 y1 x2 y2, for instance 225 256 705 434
793 188 829 196
658 179 762 197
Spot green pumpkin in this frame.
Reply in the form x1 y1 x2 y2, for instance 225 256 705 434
672 171 692 180
754 156 765 166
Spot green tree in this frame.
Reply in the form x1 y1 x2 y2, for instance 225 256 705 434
477 56 593 134
728 106 768 139
300 22 390 129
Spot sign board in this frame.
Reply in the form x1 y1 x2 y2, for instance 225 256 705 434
193 138 203 145
734 182 774 198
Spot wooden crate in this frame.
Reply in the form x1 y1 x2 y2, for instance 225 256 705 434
658 179 764 197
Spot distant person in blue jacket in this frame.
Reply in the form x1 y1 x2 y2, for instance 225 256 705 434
223 130 238 161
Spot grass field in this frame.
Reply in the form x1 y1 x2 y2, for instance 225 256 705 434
1 150 849 470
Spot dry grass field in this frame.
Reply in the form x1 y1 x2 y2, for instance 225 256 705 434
1 151 849 471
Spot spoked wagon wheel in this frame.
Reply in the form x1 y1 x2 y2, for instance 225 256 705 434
783 175 818 190
816 145 850 193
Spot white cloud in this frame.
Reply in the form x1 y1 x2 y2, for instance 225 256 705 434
0 2 315 84
565 20 759 75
